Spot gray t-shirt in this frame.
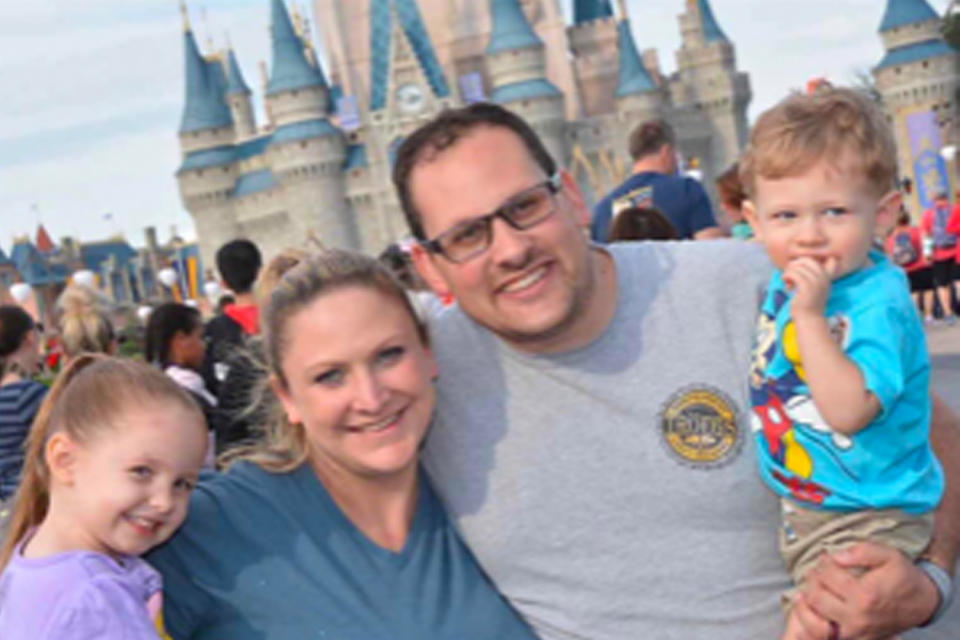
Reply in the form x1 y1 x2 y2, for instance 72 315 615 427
423 240 788 639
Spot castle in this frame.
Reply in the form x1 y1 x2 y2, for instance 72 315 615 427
176 0 753 267
872 0 960 215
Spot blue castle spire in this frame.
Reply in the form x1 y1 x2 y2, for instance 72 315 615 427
487 0 543 55
225 47 251 95
266 0 325 96
369 0 450 111
616 19 655 97
879 0 939 31
573 0 613 25
179 20 232 133
698 0 728 43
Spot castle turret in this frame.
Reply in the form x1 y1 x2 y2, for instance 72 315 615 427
669 0 751 185
176 3 239 270
568 0 617 117
264 0 357 251
874 0 960 214
486 0 567 167
225 46 257 140
265 0 329 127
614 0 663 128
874 0 958 119
347 0 457 253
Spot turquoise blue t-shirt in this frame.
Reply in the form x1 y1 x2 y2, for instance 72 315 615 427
146 462 536 640
749 251 943 513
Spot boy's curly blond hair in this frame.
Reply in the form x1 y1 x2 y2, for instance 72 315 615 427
740 87 898 199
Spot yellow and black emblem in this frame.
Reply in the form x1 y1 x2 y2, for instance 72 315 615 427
660 385 742 468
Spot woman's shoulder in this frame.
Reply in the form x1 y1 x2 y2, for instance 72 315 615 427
176 462 320 538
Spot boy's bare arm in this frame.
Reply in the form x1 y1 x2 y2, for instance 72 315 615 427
786 257 879 435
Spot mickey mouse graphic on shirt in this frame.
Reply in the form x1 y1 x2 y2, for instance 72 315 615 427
749 289 856 505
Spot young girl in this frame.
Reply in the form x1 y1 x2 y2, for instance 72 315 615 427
144 303 217 429
0 355 208 639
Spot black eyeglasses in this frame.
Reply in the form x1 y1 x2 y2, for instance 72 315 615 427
420 173 562 263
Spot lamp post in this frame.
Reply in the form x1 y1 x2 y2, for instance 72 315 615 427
940 144 957 204
158 267 179 302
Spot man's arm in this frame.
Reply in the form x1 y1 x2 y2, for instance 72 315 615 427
783 395 960 639
924 393 960 574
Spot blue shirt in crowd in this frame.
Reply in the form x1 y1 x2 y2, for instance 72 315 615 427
591 171 717 241
0 380 47 500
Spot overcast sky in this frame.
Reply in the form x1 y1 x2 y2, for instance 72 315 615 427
0 0 950 253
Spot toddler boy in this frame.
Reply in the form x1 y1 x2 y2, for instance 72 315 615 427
740 87 944 604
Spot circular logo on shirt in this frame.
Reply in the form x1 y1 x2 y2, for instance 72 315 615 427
660 385 743 469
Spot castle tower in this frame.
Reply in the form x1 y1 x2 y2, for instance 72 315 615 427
263 0 357 251
225 46 257 141
355 0 456 252
568 0 617 117
176 3 239 270
874 0 960 211
614 0 663 133
486 0 568 168
874 0 958 122
669 0 751 184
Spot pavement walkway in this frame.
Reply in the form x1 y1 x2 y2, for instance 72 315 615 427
906 321 958 639
928 320 960 414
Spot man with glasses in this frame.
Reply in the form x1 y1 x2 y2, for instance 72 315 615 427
392 103 960 640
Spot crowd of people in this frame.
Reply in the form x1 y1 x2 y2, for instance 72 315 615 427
0 87 959 640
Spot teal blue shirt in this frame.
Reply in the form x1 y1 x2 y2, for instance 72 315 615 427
146 462 536 640
750 251 943 513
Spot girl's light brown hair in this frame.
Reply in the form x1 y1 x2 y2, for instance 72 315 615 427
0 354 204 569
225 248 427 473
739 87 897 199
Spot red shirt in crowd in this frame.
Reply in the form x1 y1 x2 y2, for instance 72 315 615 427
921 203 960 262
884 225 928 272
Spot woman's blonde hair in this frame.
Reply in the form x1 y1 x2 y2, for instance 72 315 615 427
224 248 427 473
0 354 203 569
56 285 115 358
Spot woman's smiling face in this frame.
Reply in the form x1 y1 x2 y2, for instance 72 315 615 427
274 285 436 481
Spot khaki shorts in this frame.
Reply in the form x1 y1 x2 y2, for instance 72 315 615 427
779 498 933 605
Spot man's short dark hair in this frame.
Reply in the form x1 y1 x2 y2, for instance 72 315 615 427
392 102 557 240
628 119 675 161
215 239 262 294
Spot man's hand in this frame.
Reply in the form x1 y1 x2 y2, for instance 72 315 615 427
782 542 939 640
784 257 836 319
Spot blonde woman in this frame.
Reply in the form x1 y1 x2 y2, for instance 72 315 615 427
147 250 535 640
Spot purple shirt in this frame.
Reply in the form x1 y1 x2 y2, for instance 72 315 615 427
0 536 165 639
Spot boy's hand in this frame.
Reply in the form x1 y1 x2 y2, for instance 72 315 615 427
784 257 837 319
